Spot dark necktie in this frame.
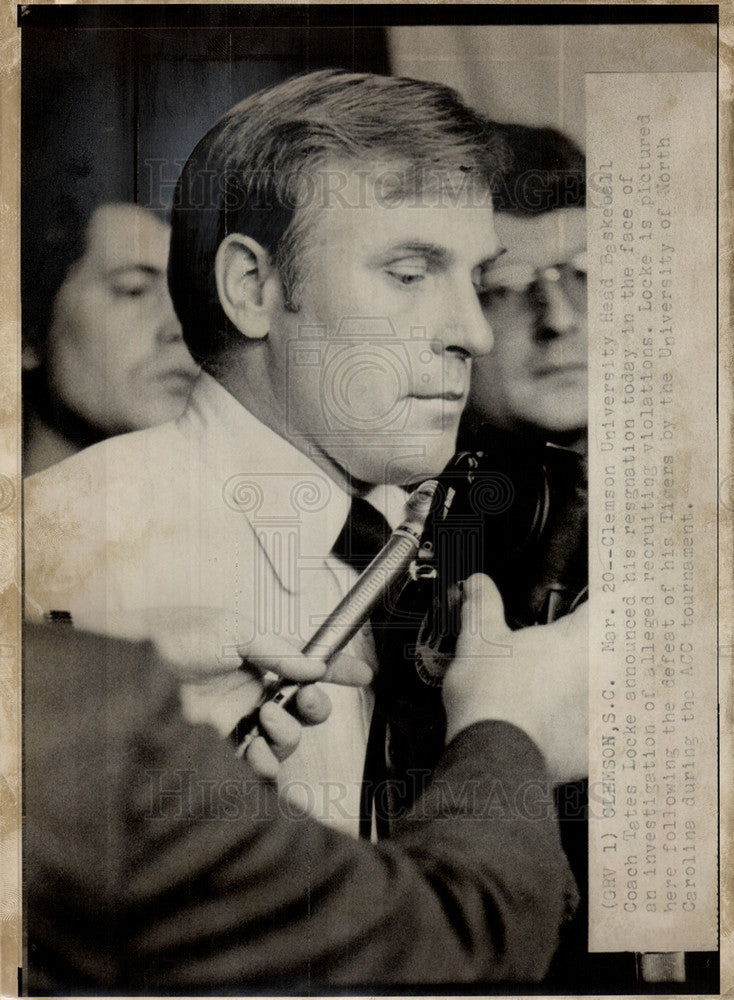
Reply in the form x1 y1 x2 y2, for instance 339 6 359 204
332 497 392 840
331 496 390 573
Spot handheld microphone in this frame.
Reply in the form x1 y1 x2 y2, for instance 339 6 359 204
230 479 439 753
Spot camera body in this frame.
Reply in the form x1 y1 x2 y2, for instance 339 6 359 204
374 427 588 793
428 427 588 627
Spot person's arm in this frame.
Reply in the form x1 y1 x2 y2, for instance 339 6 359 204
24 619 576 993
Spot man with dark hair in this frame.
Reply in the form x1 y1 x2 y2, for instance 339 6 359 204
458 124 633 991
25 72 588 980
462 123 587 453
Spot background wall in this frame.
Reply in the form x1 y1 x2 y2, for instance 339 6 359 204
20 17 388 341
388 23 717 149
22 18 718 233
21 21 389 222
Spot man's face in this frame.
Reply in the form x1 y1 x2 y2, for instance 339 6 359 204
262 169 500 486
45 203 199 434
469 207 587 437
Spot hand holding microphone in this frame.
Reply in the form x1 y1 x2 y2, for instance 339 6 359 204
230 479 439 752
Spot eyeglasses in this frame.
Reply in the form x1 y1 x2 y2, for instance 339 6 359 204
478 251 587 315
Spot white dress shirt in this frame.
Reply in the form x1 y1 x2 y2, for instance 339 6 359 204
25 372 408 835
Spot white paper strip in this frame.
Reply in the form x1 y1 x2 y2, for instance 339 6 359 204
586 71 718 954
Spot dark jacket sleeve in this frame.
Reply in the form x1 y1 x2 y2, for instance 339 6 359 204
23 625 576 994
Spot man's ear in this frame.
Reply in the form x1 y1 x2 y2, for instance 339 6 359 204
215 234 274 340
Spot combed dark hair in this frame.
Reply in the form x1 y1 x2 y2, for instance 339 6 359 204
487 122 585 215
169 69 509 366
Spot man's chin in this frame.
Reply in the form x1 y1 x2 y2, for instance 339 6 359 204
328 430 458 488
375 442 457 487
532 409 588 438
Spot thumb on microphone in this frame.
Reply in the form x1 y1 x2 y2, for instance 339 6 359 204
443 573 516 743
458 572 510 643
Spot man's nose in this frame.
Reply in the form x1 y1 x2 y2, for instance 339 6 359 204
156 300 186 345
442 280 494 358
534 279 581 342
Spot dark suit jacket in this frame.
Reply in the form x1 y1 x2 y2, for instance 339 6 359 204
23 625 576 994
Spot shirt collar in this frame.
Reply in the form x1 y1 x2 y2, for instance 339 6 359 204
178 373 407 572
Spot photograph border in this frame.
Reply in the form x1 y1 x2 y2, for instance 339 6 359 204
1 4 731 998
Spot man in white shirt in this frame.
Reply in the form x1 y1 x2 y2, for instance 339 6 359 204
25 70 587 836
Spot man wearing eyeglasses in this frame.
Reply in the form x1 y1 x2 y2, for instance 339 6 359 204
463 125 587 456
458 125 608 990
